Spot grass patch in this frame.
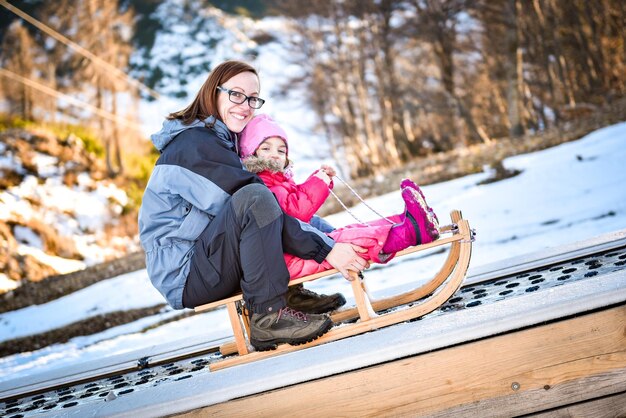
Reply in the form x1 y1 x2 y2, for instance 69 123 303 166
0 114 105 158
121 146 159 212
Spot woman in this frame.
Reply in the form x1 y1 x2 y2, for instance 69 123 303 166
138 61 368 350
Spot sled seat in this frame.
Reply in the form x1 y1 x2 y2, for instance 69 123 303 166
194 210 474 371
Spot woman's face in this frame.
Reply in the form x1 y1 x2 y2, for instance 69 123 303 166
217 71 260 133
256 136 287 166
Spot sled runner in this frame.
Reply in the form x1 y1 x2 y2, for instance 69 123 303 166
194 210 473 371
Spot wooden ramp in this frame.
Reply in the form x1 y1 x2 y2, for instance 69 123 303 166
195 210 474 371
182 305 626 417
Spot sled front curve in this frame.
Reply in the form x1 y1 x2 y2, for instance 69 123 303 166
194 210 473 371
331 210 465 323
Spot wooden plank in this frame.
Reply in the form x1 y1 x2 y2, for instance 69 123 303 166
195 293 243 313
349 271 372 322
524 391 626 418
179 305 626 417
428 368 626 418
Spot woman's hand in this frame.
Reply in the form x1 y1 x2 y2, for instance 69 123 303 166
325 242 370 280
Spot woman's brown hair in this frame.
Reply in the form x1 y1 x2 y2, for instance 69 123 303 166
167 60 259 125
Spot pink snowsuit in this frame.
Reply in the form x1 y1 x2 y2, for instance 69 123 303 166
255 167 397 280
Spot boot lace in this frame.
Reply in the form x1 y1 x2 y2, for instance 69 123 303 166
278 307 308 322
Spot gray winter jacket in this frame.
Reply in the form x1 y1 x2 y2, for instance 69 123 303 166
138 116 333 309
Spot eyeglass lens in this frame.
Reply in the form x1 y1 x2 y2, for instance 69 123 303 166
219 87 264 109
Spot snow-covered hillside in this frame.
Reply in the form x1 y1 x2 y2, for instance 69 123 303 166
0 128 139 292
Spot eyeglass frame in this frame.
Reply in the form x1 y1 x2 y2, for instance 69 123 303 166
216 86 266 109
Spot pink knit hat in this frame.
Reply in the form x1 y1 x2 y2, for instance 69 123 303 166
239 114 288 159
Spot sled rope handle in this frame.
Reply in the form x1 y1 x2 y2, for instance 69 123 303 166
329 175 395 225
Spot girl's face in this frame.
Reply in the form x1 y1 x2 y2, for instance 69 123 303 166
256 136 287 166
217 71 260 133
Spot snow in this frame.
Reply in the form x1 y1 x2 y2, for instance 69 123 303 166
13 225 43 249
0 162 138 279
32 153 58 178
0 274 17 293
0 121 625 385
16 245 85 274
0 270 165 343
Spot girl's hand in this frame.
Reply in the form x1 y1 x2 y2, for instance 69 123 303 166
313 170 332 185
320 165 336 177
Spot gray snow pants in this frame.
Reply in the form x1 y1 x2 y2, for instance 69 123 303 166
183 183 290 314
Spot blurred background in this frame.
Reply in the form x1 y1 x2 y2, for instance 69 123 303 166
0 0 624 358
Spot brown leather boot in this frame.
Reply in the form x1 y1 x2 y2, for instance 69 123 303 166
250 307 332 351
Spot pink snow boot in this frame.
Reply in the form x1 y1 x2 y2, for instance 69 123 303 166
400 178 439 228
382 187 440 254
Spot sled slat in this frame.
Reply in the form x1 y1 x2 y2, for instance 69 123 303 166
226 302 249 356
350 272 372 322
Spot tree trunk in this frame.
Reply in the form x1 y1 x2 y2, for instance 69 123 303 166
112 93 123 175
504 0 524 137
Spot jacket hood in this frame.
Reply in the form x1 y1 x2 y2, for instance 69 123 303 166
150 115 234 152
243 155 293 178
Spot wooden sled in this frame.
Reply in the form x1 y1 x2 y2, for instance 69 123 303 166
194 210 473 371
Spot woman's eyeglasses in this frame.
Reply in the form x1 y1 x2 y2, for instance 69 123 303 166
217 86 265 109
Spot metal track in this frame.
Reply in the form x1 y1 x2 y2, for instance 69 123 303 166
2 237 626 417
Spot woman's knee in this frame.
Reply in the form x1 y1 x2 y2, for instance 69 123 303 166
232 183 281 227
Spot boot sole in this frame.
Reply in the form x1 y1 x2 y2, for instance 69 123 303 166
250 317 333 352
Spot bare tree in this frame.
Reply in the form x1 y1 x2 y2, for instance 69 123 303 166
410 0 492 145
279 0 624 173
472 0 525 137
0 21 37 120
43 0 136 177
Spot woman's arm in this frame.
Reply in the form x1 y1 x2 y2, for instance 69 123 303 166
158 127 262 212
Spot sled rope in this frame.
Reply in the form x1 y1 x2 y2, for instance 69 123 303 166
329 175 395 225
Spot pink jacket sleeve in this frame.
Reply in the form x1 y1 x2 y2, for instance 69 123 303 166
269 172 331 223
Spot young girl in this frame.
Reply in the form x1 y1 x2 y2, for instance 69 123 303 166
239 114 440 279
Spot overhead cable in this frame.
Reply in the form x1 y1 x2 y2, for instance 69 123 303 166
0 0 160 100
0 67 144 132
